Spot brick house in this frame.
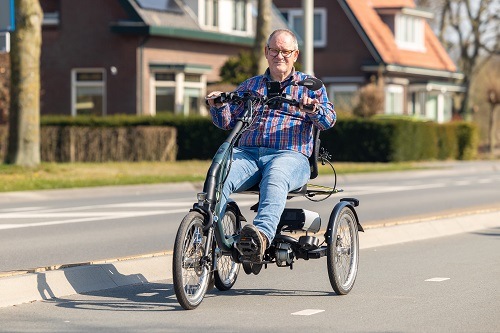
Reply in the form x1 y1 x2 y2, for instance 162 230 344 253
39 0 288 118
37 0 462 123
274 0 464 123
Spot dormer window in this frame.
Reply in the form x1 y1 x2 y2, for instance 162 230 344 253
395 13 424 51
204 0 219 28
196 0 250 34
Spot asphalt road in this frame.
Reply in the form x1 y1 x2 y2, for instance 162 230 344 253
0 224 498 332
0 160 499 272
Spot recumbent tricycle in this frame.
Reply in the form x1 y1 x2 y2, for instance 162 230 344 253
172 77 363 310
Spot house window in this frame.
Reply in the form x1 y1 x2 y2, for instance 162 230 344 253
71 69 106 116
42 12 60 26
280 8 327 47
385 85 404 115
328 84 358 111
152 71 206 116
395 14 424 51
204 0 218 28
233 0 246 31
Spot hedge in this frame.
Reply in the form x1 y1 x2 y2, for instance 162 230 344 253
0 115 478 162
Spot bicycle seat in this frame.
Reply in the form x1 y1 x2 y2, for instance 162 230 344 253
239 127 320 197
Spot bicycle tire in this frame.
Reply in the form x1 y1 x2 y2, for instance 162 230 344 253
172 211 212 310
326 206 359 295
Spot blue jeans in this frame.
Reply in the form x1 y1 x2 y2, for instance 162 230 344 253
220 146 310 243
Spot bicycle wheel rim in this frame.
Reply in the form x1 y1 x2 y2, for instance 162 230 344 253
333 209 358 290
180 218 210 305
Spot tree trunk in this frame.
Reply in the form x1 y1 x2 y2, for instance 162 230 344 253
5 0 43 167
252 0 271 76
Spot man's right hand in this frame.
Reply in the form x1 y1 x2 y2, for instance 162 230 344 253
206 91 225 108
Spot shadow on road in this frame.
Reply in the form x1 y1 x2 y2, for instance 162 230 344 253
472 227 500 238
41 280 337 312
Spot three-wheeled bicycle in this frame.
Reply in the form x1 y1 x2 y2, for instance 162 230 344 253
172 78 363 310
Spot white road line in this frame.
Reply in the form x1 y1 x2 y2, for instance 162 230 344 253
342 183 446 196
453 180 472 186
0 207 47 213
291 309 325 316
425 277 450 282
0 209 188 230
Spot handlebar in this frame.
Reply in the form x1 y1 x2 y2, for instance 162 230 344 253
206 78 323 111
206 91 315 111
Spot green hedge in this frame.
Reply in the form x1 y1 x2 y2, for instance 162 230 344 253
319 118 477 162
40 115 478 162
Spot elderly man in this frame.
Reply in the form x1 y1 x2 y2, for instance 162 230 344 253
207 29 336 263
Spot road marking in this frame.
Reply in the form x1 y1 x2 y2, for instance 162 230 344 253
291 309 325 316
0 209 188 230
0 207 46 213
454 180 472 186
136 292 159 297
425 277 450 282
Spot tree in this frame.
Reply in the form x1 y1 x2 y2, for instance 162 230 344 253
252 0 272 76
353 74 384 118
219 51 254 85
5 0 43 167
416 0 500 119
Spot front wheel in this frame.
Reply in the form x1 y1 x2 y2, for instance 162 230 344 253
326 206 359 295
172 211 212 310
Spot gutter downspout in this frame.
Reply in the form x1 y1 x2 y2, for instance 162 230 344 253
138 35 150 115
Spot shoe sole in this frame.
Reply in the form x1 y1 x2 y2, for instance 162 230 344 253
237 226 264 263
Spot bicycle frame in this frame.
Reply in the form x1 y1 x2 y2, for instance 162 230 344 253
192 98 255 254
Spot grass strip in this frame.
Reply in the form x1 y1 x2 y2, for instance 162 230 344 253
0 161 426 193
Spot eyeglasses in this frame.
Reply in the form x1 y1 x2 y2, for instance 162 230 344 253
266 47 297 58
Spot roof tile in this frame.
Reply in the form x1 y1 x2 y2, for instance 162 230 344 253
345 0 457 72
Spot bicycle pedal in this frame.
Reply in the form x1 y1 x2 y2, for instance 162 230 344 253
237 237 258 254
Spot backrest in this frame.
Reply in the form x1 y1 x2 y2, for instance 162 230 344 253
308 126 320 180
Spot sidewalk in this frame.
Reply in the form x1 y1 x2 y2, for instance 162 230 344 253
1 209 499 308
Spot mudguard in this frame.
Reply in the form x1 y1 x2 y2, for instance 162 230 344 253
325 198 363 245
227 199 247 223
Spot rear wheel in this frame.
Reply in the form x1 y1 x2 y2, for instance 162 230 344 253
214 207 241 291
326 206 359 295
172 211 212 310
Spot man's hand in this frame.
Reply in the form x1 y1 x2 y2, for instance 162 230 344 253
299 95 319 114
206 91 225 108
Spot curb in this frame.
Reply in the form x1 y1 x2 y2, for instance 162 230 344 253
1 210 500 308
0 253 172 308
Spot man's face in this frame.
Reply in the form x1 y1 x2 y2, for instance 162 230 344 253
265 32 299 81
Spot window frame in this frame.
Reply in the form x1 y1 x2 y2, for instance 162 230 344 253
71 68 106 117
151 70 207 116
280 7 327 48
327 84 358 111
385 84 404 115
395 13 425 51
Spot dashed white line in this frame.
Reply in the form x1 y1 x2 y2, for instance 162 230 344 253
425 277 450 282
291 309 325 316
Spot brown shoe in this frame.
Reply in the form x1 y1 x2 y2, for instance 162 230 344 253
236 224 267 263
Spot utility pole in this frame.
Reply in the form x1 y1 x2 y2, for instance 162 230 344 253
302 0 314 76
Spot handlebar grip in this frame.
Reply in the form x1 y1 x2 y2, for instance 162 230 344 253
205 93 227 107
303 104 315 111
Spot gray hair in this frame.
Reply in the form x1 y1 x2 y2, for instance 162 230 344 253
266 29 299 50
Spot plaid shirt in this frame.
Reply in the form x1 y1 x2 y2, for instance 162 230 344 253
210 70 336 157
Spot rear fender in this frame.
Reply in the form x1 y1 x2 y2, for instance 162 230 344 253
325 199 363 245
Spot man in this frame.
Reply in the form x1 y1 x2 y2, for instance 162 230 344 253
207 29 336 263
